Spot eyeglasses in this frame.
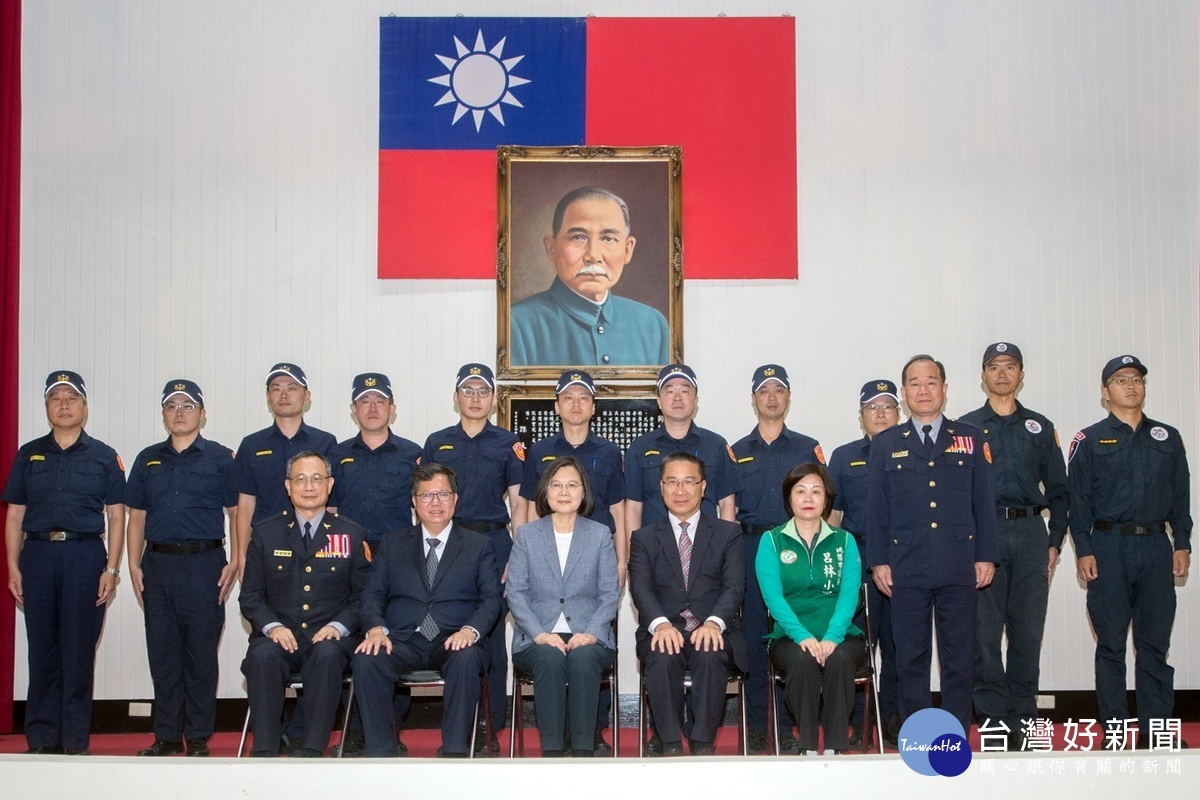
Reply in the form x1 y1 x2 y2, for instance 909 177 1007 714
164 403 198 413
458 386 493 398
1107 376 1146 387
549 480 583 492
415 490 455 504
661 478 702 489
864 403 898 414
288 474 329 486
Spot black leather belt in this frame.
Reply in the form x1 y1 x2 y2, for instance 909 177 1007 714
25 531 102 542
457 521 508 534
148 540 224 555
1093 521 1165 536
996 506 1045 520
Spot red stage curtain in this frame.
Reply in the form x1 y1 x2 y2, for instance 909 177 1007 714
0 0 21 733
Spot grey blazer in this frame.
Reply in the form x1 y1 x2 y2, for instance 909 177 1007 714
506 515 620 654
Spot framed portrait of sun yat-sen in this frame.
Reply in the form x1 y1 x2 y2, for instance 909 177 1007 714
497 145 683 381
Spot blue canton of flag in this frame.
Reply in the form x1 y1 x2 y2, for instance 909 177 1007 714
380 17 587 150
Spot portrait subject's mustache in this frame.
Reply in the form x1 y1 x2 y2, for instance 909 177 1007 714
576 264 608 277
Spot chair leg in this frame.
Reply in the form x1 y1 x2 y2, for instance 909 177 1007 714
481 673 492 759
337 679 355 759
509 680 523 759
237 704 251 758
767 658 780 757
637 674 646 758
738 678 748 756
610 672 619 758
469 689 480 760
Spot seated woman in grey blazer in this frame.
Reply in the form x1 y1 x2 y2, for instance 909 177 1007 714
507 456 620 757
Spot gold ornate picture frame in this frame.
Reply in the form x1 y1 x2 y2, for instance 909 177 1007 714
497 145 683 381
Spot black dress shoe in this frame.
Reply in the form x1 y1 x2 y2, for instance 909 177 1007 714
691 745 716 756
592 731 612 756
279 734 303 756
472 730 500 756
138 740 184 757
292 748 324 758
646 732 663 755
65 748 91 756
331 730 364 758
436 747 469 758
186 738 210 757
396 736 409 756
24 746 64 755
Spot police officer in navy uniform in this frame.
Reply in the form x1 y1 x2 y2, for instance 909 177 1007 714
421 363 522 753
959 343 1068 743
240 451 371 757
625 364 742 532
126 380 238 757
827 379 902 745
327 372 422 756
229 363 336 576
516 368 626 754
3 371 126 755
866 354 998 731
1068 355 1191 744
732 364 823 753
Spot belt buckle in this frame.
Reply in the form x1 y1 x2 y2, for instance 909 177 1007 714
49 531 67 542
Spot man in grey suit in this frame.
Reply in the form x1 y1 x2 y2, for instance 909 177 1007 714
630 452 747 756
507 457 620 757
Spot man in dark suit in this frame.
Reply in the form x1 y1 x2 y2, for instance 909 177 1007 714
866 354 998 732
352 462 501 757
629 451 746 756
239 451 370 757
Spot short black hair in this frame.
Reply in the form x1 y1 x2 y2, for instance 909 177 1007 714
285 450 331 478
533 456 595 519
901 354 947 384
411 462 458 496
660 451 706 482
781 463 837 519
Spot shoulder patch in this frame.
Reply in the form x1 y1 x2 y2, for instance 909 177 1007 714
737 456 754 464
513 442 526 462
29 454 45 461
983 442 992 464
363 542 373 563
726 445 737 462
1067 431 1085 463
814 445 826 464
255 449 273 457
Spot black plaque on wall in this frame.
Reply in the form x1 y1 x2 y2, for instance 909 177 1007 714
498 385 662 453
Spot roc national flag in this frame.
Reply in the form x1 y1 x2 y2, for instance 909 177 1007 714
378 16 797 280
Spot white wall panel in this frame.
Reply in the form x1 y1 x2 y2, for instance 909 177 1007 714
16 0 1198 703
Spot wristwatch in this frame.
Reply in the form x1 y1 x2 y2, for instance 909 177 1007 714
104 567 120 577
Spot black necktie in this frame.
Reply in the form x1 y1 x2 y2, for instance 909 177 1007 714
303 521 313 543
922 424 935 456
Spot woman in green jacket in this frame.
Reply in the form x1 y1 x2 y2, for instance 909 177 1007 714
756 463 864 755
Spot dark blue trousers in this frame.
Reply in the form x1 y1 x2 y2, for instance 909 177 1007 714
141 547 226 742
891 582 977 732
1086 531 1177 735
20 538 107 751
973 516 1049 729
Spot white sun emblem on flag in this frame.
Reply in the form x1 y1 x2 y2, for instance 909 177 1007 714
429 31 531 132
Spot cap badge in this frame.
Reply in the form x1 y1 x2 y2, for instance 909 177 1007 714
763 368 775 377
57 373 70 382
364 377 377 387
1122 356 1133 364
996 343 1008 352
174 383 187 391
280 365 291 372
570 373 581 381
470 367 481 375
876 382 888 391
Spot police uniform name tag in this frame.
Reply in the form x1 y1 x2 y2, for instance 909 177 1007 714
891 450 909 458
256 450 273 457
1025 419 1042 434
1151 426 1169 441
779 549 798 564
273 549 293 557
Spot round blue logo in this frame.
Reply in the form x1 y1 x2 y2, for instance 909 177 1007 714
897 708 972 777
